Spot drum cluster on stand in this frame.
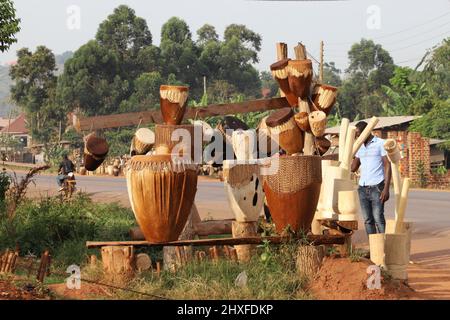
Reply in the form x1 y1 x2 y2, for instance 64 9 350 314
79 42 413 282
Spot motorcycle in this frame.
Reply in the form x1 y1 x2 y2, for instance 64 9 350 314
59 172 76 200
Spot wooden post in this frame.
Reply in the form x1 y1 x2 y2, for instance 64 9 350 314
276 42 288 98
294 42 307 60
319 41 324 82
232 221 258 262
101 246 134 282
296 245 324 279
37 250 50 283
338 118 350 163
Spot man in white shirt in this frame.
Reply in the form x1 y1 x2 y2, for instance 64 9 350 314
351 121 391 235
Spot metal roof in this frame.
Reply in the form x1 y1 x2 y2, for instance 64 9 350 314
326 116 420 135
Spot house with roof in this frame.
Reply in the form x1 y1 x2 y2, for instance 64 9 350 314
0 113 31 148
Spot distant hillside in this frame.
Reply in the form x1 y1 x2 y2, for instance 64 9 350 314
0 51 73 117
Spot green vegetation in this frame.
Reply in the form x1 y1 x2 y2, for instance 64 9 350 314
0 194 136 268
0 0 20 52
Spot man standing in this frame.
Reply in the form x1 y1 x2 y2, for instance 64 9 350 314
351 121 391 235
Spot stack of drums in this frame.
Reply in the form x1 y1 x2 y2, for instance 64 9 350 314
84 132 109 171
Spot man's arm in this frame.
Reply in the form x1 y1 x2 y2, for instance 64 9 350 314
380 155 391 203
351 157 360 173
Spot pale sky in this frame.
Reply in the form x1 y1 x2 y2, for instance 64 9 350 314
1 0 449 73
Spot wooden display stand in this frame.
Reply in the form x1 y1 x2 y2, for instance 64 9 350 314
232 221 258 262
101 246 134 283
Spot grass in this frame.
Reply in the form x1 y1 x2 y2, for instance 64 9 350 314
78 242 314 300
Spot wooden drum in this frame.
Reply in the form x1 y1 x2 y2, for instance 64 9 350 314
266 108 303 155
84 132 109 171
263 155 322 233
287 59 313 99
131 128 155 155
223 160 264 222
312 84 337 115
270 58 298 107
160 85 189 125
125 155 198 243
154 124 202 162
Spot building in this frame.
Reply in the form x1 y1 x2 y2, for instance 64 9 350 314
326 116 450 189
0 113 31 148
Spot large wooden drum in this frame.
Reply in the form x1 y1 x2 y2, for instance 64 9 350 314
160 85 189 125
125 155 198 243
223 160 264 222
263 155 322 233
84 132 109 171
266 108 303 155
131 128 155 155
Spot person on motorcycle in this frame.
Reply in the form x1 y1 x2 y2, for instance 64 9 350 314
57 154 75 191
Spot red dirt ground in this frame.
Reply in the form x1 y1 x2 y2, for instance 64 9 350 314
309 256 422 300
0 280 51 300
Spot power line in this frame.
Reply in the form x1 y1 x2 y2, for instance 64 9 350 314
327 11 450 46
383 20 450 45
389 31 449 52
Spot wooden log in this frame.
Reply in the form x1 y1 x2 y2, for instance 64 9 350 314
351 116 379 158
294 43 307 60
86 234 346 248
276 42 288 98
70 98 291 132
298 98 315 155
37 250 50 282
135 253 152 271
101 246 134 282
395 178 410 234
338 118 350 163
296 245 324 279
232 221 258 262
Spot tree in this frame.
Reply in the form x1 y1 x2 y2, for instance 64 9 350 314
120 71 163 112
160 17 203 98
56 40 128 116
9 46 59 142
196 24 219 47
337 39 395 119
96 5 153 80
323 62 342 87
260 71 278 98
0 0 20 52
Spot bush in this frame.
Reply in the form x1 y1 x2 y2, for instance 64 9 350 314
0 194 136 267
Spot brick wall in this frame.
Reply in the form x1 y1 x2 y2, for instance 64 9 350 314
428 171 450 189
407 132 431 185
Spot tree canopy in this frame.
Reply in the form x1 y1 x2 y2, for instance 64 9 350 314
0 0 20 52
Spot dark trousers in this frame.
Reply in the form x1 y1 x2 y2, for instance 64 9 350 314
358 181 386 235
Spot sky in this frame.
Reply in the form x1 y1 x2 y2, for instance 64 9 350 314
1 0 449 73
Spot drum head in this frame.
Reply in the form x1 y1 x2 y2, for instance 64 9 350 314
135 128 155 144
270 58 290 71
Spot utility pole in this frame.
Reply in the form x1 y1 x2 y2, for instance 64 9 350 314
319 40 324 82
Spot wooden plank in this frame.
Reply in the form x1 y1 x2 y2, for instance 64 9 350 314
70 97 290 132
86 234 346 248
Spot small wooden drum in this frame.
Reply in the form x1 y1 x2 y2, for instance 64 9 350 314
287 59 313 99
223 160 264 222
125 155 198 243
84 132 109 171
262 155 322 233
312 84 337 115
308 111 327 137
160 85 189 125
265 108 303 155
270 59 298 107
131 128 155 155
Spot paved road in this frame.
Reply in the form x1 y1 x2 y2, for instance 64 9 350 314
23 173 450 230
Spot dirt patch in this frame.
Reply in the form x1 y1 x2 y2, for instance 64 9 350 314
0 280 51 300
308 256 422 300
47 283 113 300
